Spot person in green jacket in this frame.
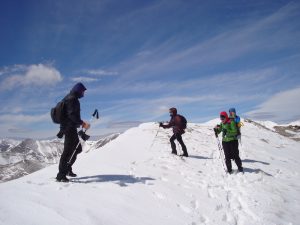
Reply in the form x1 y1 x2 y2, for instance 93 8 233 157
214 111 243 173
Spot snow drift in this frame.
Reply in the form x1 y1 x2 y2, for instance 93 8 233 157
0 120 299 225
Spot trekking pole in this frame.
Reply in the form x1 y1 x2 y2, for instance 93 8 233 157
214 129 226 172
149 123 161 150
68 109 99 164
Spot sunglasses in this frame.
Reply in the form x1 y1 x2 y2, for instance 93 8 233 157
220 115 226 120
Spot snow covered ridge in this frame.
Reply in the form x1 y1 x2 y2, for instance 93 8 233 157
0 121 299 225
0 134 120 182
245 119 300 142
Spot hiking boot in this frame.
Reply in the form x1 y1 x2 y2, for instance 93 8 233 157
227 170 232 174
238 167 244 172
180 153 188 157
171 151 177 155
67 171 77 177
56 177 69 182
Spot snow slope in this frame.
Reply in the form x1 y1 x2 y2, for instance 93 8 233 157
0 121 299 225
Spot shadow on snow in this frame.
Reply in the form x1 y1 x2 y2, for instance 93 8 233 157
243 158 270 165
189 155 213 160
243 167 273 176
71 174 155 186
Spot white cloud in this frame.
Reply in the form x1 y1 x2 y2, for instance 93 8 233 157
246 87 300 122
71 76 99 82
0 64 62 91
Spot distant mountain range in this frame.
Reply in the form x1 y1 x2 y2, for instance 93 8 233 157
0 133 119 182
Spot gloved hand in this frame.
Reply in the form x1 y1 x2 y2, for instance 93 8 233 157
159 122 163 127
214 125 220 131
82 121 91 130
213 127 218 137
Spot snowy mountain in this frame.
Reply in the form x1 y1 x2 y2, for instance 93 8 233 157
0 134 120 182
0 121 299 225
246 119 300 142
0 138 64 182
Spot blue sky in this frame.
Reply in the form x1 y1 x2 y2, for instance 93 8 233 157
0 0 300 138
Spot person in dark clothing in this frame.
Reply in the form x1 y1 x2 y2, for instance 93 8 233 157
56 82 90 182
214 111 243 173
159 107 188 157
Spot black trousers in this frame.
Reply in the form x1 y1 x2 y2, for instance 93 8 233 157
57 128 82 179
222 140 242 171
170 133 188 155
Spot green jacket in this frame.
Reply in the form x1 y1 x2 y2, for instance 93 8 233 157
216 120 238 142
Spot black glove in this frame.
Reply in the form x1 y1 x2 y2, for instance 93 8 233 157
78 130 90 141
213 128 218 137
56 129 64 139
159 122 163 127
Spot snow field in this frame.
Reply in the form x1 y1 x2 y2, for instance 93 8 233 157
0 121 299 225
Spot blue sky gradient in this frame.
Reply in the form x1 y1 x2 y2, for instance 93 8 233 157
0 0 300 138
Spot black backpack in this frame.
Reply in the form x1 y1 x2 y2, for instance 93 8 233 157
178 115 187 129
50 100 66 124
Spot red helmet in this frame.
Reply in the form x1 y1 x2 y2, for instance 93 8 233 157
169 107 177 116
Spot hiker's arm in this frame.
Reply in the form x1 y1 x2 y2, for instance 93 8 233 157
214 124 222 134
160 119 174 129
65 98 83 126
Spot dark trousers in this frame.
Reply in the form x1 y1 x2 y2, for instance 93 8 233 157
170 133 188 155
57 128 82 179
222 140 242 171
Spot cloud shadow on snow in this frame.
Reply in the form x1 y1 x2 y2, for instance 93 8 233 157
71 174 155 186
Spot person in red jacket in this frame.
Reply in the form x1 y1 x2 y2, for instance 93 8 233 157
160 107 188 157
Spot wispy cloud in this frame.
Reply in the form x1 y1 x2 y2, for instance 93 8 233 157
0 64 27 76
0 113 50 124
86 69 118 77
88 66 284 99
246 86 300 122
7 127 32 134
71 76 99 83
0 64 62 91
106 121 141 129
110 2 300 81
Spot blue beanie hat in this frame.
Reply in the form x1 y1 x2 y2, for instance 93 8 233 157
229 108 236 114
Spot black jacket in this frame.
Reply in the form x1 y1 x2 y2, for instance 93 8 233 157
61 92 83 129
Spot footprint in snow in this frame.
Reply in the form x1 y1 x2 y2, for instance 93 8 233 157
177 203 192 214
215 204 223 211
190 199 199 209
159 176 168 182
153 191 166 200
